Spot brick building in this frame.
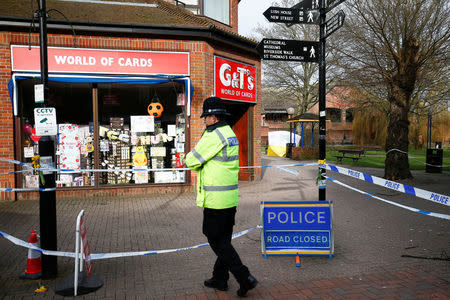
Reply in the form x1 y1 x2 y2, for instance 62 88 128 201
261 86 355 147
0 0 261 200
309 86 354 144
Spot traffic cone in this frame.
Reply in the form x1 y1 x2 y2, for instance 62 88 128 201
19 230 42 279
295 255 301 267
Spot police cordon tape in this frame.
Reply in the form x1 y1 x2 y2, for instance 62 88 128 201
325 176 450 220
0 157 317 174
386 148 449 168
0 157 317 192
0 158 30 167
1 156 449 209
0 187 57 192
319 161 450 207
0 227 260 260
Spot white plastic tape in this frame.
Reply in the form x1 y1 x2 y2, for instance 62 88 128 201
321 162 449 207
326 176 450 220
0 227 258 260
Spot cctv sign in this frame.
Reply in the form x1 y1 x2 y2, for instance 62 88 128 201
34 107 57 136
214 56 257 103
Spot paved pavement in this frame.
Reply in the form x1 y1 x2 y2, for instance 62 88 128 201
0 155 449 299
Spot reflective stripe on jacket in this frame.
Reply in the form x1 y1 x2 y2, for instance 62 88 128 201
185 124 239 209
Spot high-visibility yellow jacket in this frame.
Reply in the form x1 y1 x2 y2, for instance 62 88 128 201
185 123 239 209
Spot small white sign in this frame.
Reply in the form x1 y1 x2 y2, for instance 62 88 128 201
40 156 54 175
23 147 34 158
150 147 166 157
34 107 57 136
34 84 44 103
131 115 154 133
167 124 176 137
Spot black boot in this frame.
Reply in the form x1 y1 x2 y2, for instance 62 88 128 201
204 278 228 291
237 275 258 297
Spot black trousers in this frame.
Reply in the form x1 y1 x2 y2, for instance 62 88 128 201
203 207 250 284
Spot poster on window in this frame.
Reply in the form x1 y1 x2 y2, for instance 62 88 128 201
131 115 154 133
58 124 81 170
133 167 148 184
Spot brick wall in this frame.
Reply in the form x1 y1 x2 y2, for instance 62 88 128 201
0 31 261 200
230 0 239 34
0 32 15 200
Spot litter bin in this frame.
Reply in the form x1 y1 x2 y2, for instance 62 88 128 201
425 148 443 173
286 143 295 158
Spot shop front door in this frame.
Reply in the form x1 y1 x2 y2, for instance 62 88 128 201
234 108 251 181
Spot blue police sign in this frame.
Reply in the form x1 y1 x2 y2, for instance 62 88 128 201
261 201 334 256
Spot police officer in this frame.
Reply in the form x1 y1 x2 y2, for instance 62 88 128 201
185 97 258 297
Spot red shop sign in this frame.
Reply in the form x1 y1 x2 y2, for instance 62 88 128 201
214 56 256 103
11 45 190 76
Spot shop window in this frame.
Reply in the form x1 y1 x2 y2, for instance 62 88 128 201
19 80 94 188
326 108 341 123
97 82 186 186
18 79 187 189
345 109 354 123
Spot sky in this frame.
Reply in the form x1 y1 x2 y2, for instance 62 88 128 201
238 0 275 38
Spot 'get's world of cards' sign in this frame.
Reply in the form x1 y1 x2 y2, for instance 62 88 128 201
261 201 334 256
214 56 256 104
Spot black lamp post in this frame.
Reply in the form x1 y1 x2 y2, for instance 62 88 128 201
425 104 443 173
426 112 432 149
286 107 295 158
37 0 58 278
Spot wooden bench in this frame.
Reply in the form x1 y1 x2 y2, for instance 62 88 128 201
333 149 365 163
334 155 361 163
339 149 365 157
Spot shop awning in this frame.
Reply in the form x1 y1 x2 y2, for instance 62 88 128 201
8 72 193 116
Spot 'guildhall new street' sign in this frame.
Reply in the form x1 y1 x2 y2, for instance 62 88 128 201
10 45 190 76
261 201 334 256
214 56 257 104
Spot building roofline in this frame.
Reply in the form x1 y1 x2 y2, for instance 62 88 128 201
0 16 259 58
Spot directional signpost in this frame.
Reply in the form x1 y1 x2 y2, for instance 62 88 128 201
257 0 347 202
286 0 319 27
293 0 319 10
325 10 345 38
256 39 319 63
325 0 346 13
263 6 319 25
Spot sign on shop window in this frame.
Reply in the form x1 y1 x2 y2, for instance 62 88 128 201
130 115 155 133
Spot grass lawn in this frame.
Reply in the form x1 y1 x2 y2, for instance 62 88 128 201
326 148 450 171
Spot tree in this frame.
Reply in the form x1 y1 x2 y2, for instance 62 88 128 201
254 0 338 115
334 0 449 180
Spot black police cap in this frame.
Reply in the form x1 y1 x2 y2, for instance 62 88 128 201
200 96 230 118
